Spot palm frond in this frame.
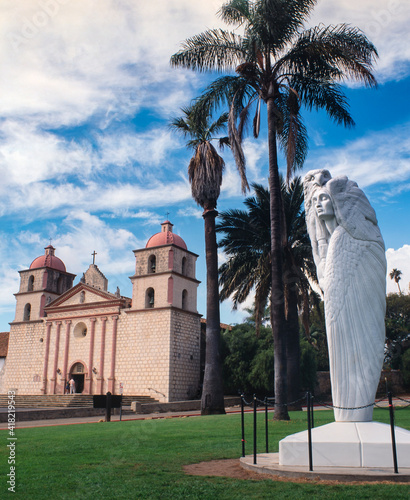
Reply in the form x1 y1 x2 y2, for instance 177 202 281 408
276 91 308 178
278 23 378 87
249 0 317 54
170 29 245 72
293 78 355 127
218 0 251 26
228 101 249 194
253 98 261 138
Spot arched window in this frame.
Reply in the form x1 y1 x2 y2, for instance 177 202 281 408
24 303 31 321
181 257 187 276
148 255 156 274
71 362 84 374
28 275 35 291
145 288 155 308
182 289 188 310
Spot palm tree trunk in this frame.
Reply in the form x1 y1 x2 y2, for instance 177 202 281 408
267 98 289 420
201 208 226 415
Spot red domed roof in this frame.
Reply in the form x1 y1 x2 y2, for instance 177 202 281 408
30 245 66 272
146 221 187 250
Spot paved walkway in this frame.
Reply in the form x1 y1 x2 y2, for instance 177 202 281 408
2 395 409 430
0 408 247 430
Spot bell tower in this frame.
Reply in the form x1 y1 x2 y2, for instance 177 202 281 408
13 245 75 322
130 221 200 311
128 221 202 401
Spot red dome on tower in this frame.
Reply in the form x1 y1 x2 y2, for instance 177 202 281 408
146 221 187 250
29 245 66 272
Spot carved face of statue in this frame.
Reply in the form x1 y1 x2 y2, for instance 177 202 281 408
312 189 334 221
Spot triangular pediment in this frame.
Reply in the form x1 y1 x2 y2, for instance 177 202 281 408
45 282 126 312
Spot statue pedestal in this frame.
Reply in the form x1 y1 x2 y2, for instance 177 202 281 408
279 422 410 468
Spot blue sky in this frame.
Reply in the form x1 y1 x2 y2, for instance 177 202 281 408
0 0 409 331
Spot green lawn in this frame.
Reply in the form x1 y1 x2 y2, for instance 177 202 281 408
1 409 409 499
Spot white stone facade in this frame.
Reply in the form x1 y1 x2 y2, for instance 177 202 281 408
1 223 201 402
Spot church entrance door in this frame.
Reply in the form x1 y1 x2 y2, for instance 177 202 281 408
70 362 85 394
72 374 84 393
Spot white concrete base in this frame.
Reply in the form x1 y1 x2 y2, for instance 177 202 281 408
279 421 410 468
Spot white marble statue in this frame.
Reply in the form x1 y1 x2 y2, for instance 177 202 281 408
304 170 386 421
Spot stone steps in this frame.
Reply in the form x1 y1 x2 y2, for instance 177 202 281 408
0 394 158 408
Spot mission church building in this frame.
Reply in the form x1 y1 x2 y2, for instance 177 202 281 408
1 221 201 402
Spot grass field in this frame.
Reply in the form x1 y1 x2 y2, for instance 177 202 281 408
1 409 410 499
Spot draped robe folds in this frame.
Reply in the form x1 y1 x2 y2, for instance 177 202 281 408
324 226 386 421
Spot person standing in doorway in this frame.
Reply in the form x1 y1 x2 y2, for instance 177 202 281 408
69 377 76 394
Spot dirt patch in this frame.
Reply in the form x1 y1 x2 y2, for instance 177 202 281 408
183 459 266 481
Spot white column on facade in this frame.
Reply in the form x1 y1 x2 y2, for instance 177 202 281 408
62 320 71 393
51 321 62 394
87 318 96 394
98 317 107 394
108 316 118 393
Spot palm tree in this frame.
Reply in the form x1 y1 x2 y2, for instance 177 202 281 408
171 0 377 419
217 178 316 405
217 183 271 335
170 104 247 415
389 268 403 294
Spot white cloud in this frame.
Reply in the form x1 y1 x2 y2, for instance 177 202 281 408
177 206 203 219
304 123 410 190
386 245 410 294
0 120 92 188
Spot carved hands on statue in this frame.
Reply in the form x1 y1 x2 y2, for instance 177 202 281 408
316 238 328 290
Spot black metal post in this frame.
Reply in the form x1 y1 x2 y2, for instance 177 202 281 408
388 391 399 474
265 397 269 453
307 392 313 471
105 391 112 422
241 394 245 457
253 394 257 465
310 394 314 429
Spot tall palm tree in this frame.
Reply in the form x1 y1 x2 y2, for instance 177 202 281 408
171 0 377 419
389 268 403 294
217 179 316 404
170 104 247 415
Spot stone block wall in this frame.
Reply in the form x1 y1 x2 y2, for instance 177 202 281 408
169 310 201 401
114 308 172 401
2 321 46 394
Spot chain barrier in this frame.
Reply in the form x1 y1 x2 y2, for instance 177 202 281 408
312 397 378 411
242 394 307 408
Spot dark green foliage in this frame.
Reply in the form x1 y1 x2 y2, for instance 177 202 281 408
221 322 274 395
300 337 317 392
385 293 410 369
307 300 329 371
402 349 410 389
